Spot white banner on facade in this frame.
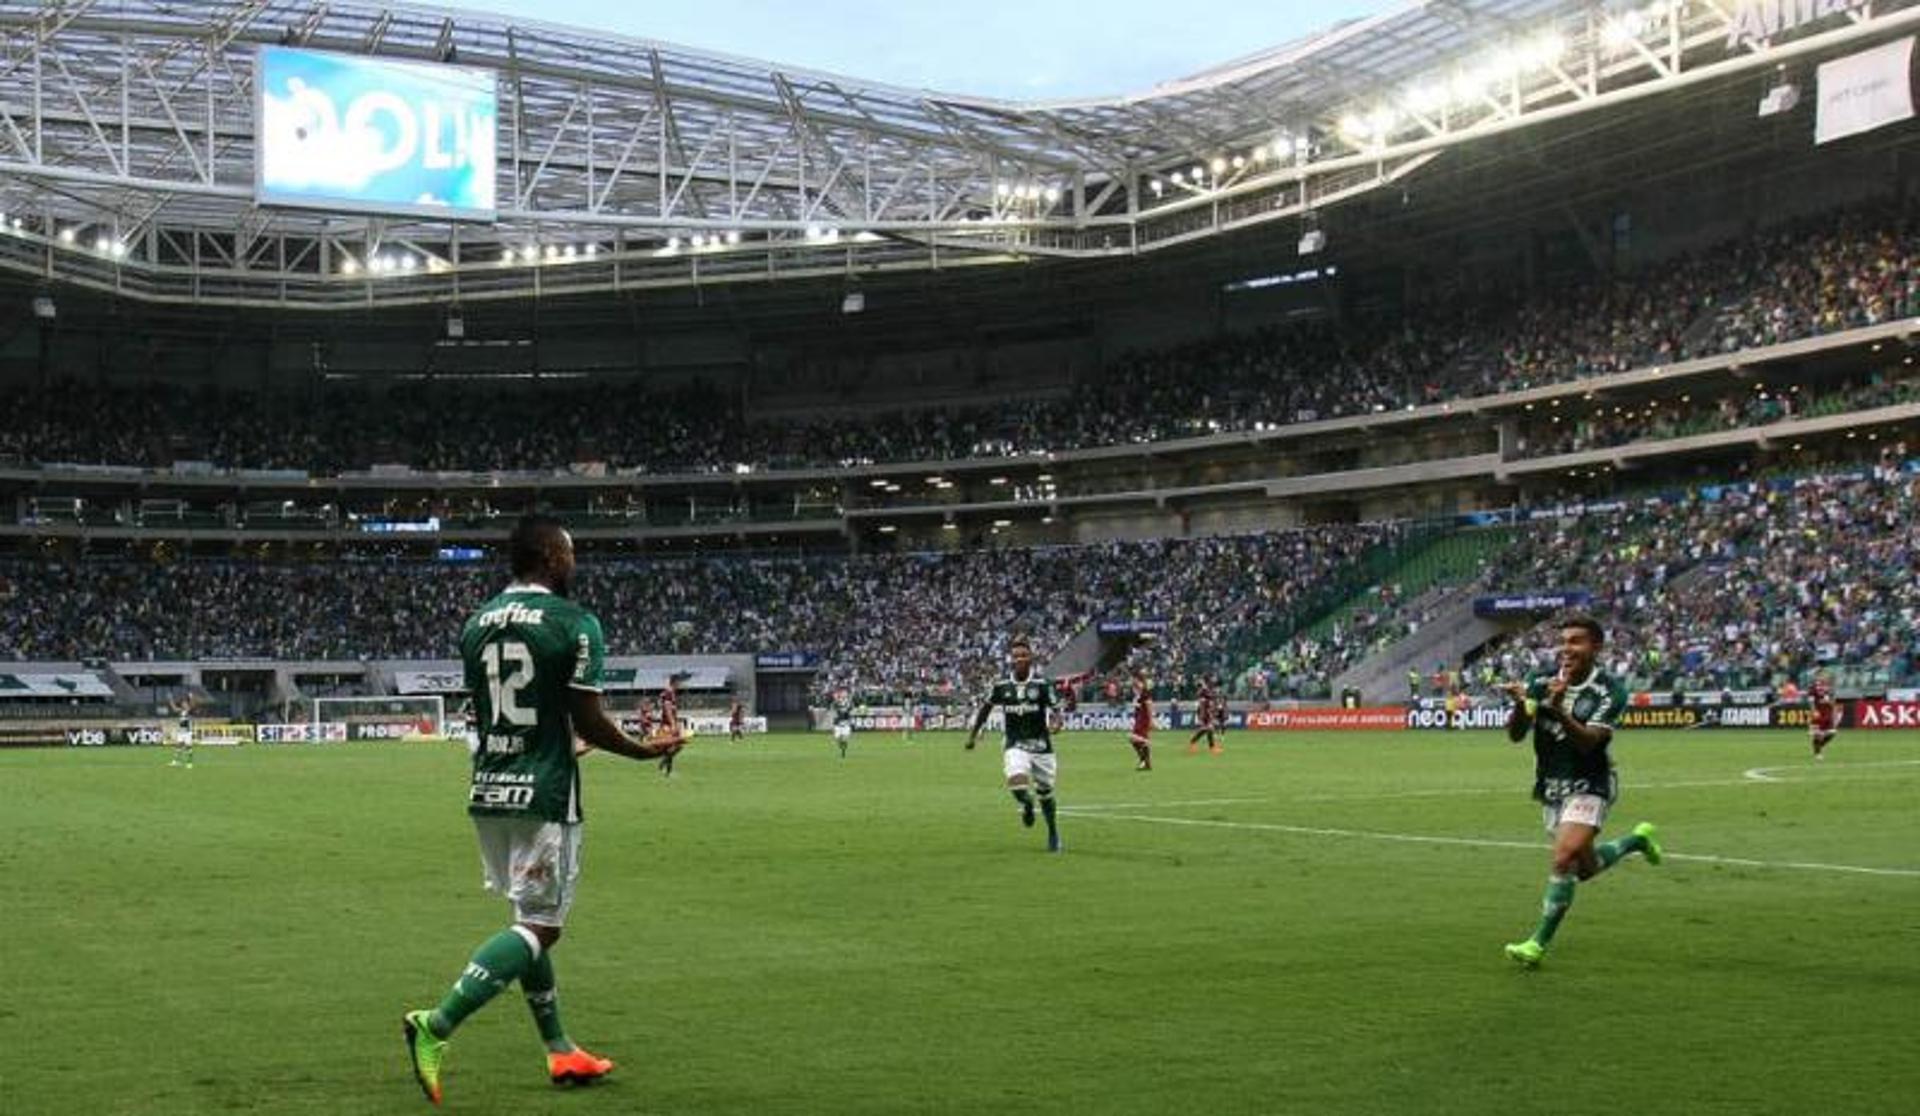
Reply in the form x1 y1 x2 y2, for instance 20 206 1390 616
1815 37 1915 145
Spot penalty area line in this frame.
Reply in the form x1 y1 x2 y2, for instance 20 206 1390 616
1058 811 1920 879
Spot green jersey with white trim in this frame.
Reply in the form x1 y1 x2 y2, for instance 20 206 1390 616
459 585 606 823
985 673 1056 753
831 698 854 726
1524 668 1628 803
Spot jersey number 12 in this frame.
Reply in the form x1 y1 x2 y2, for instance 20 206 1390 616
484 640 536 729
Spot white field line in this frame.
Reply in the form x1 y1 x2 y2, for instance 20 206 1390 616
1055 810 1920 879
1067 759 1920 808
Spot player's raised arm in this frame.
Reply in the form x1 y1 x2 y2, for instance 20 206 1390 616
1502 680 1534 742
568 688 681 763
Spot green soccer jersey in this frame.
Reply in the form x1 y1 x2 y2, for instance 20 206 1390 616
831 698 854 726
458 584 606 823
1524 668 1628 803
984 673 1057 753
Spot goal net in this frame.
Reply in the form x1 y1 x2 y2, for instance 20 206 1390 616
311 695 446 739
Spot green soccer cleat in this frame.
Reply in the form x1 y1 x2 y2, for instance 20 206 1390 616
1633 821 1663 866
1504 939 1545 968
403 1009 448 1105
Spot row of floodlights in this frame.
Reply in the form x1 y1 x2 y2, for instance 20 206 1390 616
340 227 880 274
3 216 131 257
1337 30 1570 145
1150 137 1303 196
1331 6 1681 148
995 182 1063 204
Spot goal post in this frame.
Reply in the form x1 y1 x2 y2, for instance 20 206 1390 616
311 695 446 739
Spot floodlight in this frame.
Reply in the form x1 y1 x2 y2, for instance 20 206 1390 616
31 294 55 319
1298 229 1326 255
841 290 865 314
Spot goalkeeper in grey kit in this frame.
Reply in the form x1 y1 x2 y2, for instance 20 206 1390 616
966 635 1065 853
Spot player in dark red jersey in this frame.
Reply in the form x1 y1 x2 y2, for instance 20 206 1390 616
1809 673 1838 760
657 684 681 776
1188 678 1223 755
1127 671 1154 771
729 699 745 742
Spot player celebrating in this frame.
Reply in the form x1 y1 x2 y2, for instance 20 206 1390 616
168 695 195 769
830 690 854 758
966 635 1064 853
729 699 745 743
402 515 684 1105
1499 616 1662 968
1127 670 1154 771
1809 672 1838 760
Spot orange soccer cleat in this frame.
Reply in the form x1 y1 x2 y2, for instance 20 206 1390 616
548 1047 616 1086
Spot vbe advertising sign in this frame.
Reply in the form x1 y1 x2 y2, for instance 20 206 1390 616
256 47 499 220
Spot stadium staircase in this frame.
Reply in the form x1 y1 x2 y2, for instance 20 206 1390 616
1298 527 1517 645
1329 584 1525 704
1311 526 1526 703
1203 524 1450 680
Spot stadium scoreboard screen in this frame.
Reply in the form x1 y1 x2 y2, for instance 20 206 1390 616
255 46 499 221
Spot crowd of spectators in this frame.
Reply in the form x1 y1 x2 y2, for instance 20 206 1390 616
0 524 1400 702
1266 455 1918 696
3 202 1914 476
1514 365 1918 459
4 458 1911 700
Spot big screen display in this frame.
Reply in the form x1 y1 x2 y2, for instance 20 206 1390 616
256 46 498 220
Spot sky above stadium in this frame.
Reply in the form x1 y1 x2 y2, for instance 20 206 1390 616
450 0 1397 100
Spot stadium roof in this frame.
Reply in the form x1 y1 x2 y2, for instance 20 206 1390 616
0 0 1916 307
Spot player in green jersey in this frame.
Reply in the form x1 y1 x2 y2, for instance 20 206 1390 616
1499 616 1662 968
830 691 854 758
403 515 685 1105
168 695 196 768
965 635 1064 852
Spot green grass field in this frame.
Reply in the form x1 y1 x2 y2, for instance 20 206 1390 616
3 728 1916 1115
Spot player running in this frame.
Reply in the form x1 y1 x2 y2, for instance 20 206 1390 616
1498 616 1662 968
1809 672 1838 760
966 635 1065 853
402 515 684 1106
1127 670 1154 771
729 699 745 742
830 691 854 758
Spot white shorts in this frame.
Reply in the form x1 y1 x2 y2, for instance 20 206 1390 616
833 723 852 742
473 816 583 927
1542 794 1610 834
1002 747 1058 789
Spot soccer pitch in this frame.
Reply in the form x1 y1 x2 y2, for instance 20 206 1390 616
3 729 1916 1115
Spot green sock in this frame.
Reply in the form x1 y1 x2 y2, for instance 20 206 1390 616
521 951 574 1053
1530 875 1577 947
1595 832 1644 871
430 928 537 1037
